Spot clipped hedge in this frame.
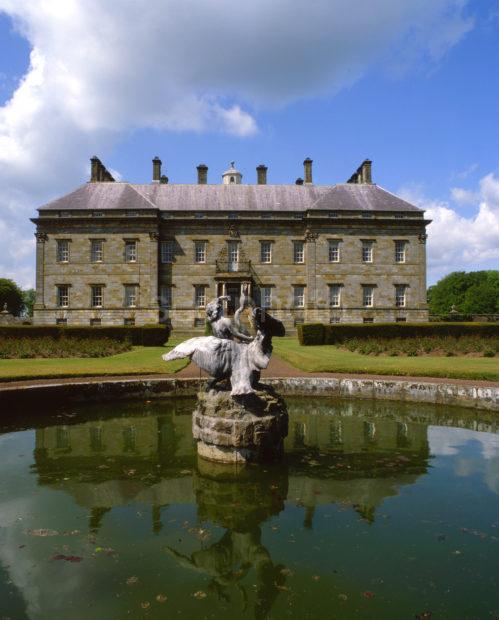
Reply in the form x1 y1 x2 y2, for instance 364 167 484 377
298 322 499 346
0 325 170 347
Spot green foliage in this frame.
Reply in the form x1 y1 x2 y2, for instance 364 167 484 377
0 325 169 346
297 323 325 345
0 279 24 316
299 322 499 346
21 289 36 317
427 270 499 315
0 336 131 359
204 320 213 336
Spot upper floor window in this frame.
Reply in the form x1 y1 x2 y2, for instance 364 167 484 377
395 284 407 308
328 240 340 263
362 285 374 307
91 285 103 308
293 285 305 308
194 285 207 308
90 240 103 263
394 213 404 219
161 240 173 263
260 241 272 264
195 212 205 219
124 284 138 308
195 241 206 263
329 284 341 307
362 240 374 263
228 213 238 219
125 240 137 263
260 287 272 309
159 285 172 309
56 240 70 263
57 285 69 308
126 211 139 217
329 212 339 218
362 212 373 219
293 241 305 264
395 240 407 263
92 211 104 218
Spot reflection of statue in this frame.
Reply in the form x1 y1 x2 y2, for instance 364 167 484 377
166 463 288 619
163 307 284 395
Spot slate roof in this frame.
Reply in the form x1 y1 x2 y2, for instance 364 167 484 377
39 182 423 213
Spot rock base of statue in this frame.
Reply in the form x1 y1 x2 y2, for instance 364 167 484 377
192 384 288 464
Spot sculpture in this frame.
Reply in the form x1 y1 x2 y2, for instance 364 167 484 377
163 304 284 395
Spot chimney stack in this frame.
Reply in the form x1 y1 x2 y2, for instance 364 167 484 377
197 164 208 184
152 157 162 182
256 164 268 185
90 156 114 182
361 159 372 184
303 158 313 184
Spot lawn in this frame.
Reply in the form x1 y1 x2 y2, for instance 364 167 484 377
273 338 499 381
0 341 189 381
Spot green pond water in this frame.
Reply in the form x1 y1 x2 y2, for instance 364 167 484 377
0 396 498 620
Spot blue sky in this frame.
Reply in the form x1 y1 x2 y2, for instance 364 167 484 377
0 0 498 286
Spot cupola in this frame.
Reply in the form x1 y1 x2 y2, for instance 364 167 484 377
222 161 242 185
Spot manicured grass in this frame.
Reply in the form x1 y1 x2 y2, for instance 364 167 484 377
0 341 188 381
273 338 499 381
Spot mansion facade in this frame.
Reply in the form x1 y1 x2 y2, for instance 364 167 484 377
32 157 431 330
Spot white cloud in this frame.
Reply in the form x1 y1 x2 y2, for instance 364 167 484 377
0 0 474 286
400 173 499 284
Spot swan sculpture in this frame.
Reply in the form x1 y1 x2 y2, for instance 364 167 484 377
162 305 285 395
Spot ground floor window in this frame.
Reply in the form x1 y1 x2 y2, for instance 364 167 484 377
57 285 69 308
124 318 135 326
124 285 138 308
395 284 407 308
363 317 374 324
91 285 103 308
159 285 172 309
90 318 101 326
194 285 207 308
293 286 305 308
328 284 341 307
362 285 374 307
260 286 272 309
56 318 67 325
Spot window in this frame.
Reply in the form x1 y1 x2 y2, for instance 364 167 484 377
90 318 101 326
293 213 303 220
260 241 272 263
195 285 207 308
124 318 135 326
395 240 407 263
362 285 374 307
329 317 341 324
293 286 305 308
293 241 305 264
362 241 374 263
161 240 173 263
329 212 338 218
261 213 272 219
124 284 138 307
90 240 103 262
59 211 71 218
159 285 172 309
195 241 206 263
227 241 239 271
125 240 137 263
91 285 103 308
363 317 374 324
362 212 373 218
228 212 238 219
56 240 70 262
395 285 407 308
56 318 67 325
194 318 205 327
261 287 272 309
394 213 404 219
92 211 104 218
328 240 340 262
195 212 205 219
329 284 341 307
126 211 139 217
57 285 69 308
396 317 407 322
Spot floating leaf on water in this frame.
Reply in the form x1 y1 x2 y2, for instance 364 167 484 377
141 601 150 609
280 568 293 577
415 612 433 619
338 593 348 601
26 528 59 537
363 591 375 599
51 554 83 563
126 576 139 586
156 594 167 603
193 590 207 599
312 575 320 581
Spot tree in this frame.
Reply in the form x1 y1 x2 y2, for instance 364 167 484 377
0 279 24 316
22 288 36 317
428 270 499 316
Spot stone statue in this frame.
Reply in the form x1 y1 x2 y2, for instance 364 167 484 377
205 296 253 342
163 306 284 395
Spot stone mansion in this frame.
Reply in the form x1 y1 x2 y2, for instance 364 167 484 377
32 156 431 330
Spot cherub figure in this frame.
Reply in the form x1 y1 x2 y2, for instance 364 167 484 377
206 295 253 343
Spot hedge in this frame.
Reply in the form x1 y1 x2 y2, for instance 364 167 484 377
297 322 499 346
0 325 170 346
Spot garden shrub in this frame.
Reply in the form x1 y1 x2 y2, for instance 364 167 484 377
0 325 169 346
0 336 131 359
297 323 325 346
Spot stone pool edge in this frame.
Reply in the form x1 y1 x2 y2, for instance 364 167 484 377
0 376 497 411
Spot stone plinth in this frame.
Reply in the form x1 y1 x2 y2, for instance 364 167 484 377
192 386 288 464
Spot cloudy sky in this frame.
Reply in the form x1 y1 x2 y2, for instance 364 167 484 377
0 0 498 287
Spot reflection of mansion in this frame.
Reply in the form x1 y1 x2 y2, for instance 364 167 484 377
32 156 430 330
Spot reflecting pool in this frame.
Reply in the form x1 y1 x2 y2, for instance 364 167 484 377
0 397 498 619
